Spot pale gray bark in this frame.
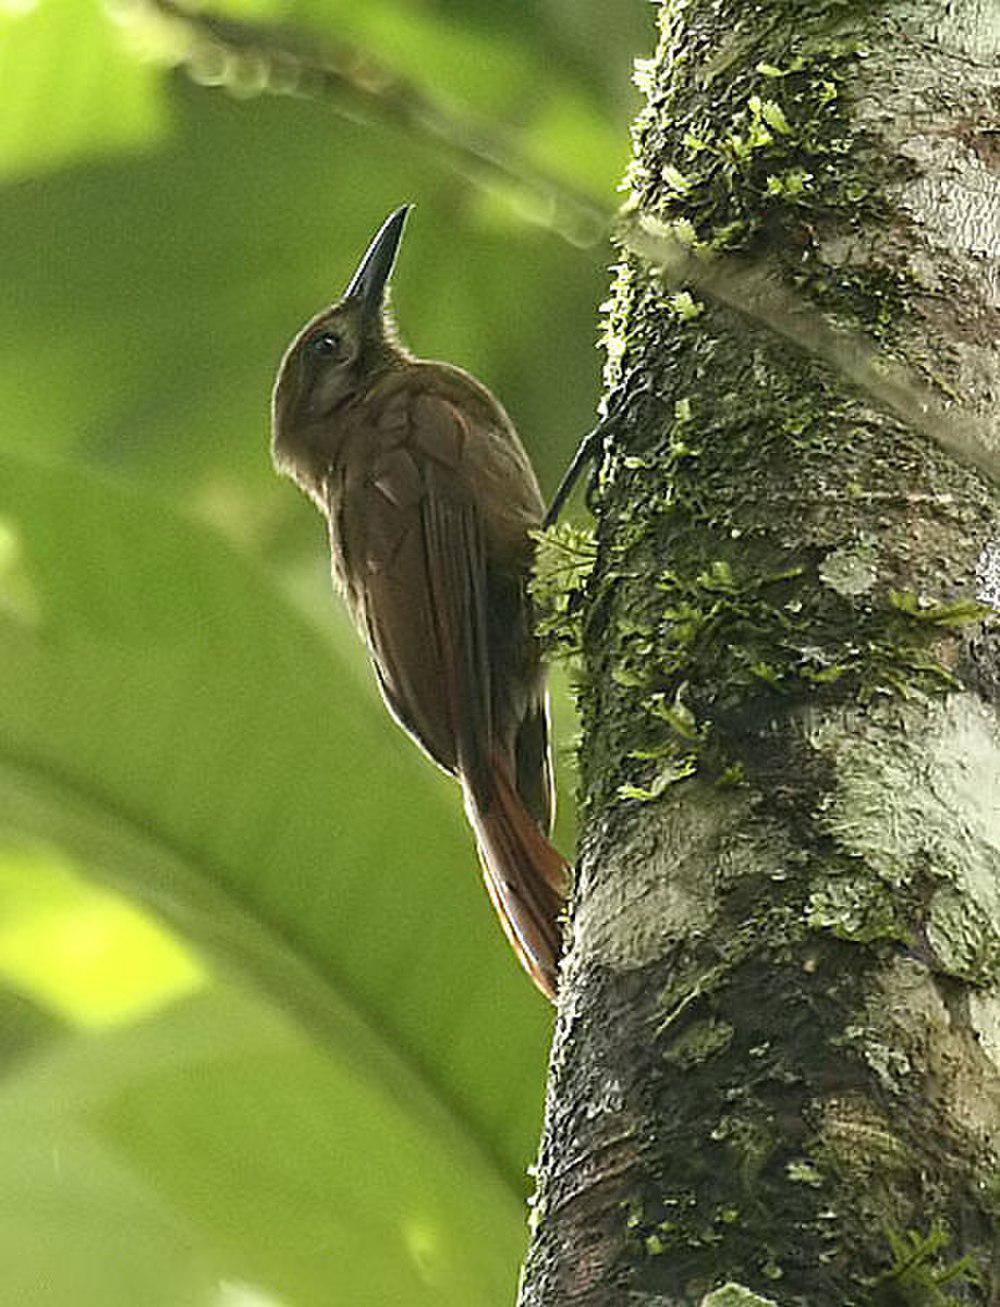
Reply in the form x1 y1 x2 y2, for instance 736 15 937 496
520 1 1000 1303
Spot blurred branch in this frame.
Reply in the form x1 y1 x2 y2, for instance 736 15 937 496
620 212 1000 492
119 1 999 494
121 0 612 246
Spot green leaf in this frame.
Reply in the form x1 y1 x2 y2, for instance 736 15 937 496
759 99 791 135
0 449 551 1300
523 88 628 197
0 984 527 1306
0 0 165 178
889 591 992 626
0 847 204 1027
617 755 697 801
669 290 703 321
0 1 643 1292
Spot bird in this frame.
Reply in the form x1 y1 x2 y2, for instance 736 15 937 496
271 205 568 1000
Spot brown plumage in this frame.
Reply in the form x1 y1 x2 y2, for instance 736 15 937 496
271 207 568 999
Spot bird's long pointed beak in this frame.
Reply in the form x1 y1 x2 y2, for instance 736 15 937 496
343 205 412 318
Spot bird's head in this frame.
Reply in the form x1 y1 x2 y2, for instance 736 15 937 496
271 205 411 459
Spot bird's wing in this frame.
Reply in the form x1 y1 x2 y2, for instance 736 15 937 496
330 390 493 793
328 386 566 997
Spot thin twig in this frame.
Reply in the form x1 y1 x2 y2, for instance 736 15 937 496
128 1 999 493
133 0 611 247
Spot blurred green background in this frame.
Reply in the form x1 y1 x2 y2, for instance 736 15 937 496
0 1 649 1302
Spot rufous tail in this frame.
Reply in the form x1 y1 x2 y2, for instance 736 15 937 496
464 760 570 1001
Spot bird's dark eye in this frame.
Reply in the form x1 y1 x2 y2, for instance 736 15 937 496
307 331 341 357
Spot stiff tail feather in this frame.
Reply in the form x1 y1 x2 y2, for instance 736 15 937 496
464 760 570 1001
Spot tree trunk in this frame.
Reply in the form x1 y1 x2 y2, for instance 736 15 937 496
520 2 1000 1303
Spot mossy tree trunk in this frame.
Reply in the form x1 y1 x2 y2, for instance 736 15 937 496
521 2 999 1303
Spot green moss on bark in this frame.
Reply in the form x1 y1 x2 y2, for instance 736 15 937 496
521 2 1000 1303
565 0 997 816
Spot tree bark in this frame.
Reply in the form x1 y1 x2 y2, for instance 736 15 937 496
521 2 999 1303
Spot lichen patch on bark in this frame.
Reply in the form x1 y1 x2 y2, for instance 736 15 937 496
571 790 751 971
815 694 1000 984
900 138 1000 307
